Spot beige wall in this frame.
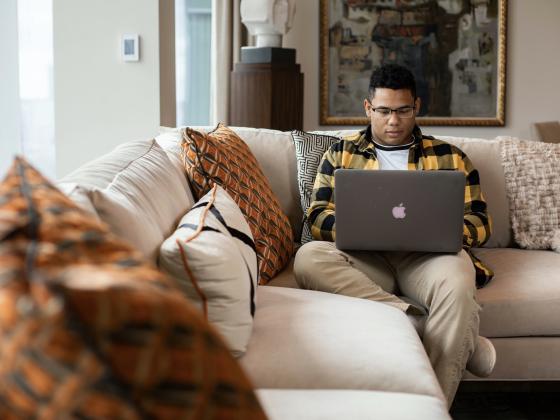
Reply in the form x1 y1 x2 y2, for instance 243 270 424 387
54 0 160 177
284 0 560 140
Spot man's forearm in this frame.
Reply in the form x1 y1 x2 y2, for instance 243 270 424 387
463 212 492 248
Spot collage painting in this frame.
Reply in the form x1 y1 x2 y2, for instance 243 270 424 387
320 0 507 126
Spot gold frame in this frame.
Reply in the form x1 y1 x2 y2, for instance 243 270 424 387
320 0 508 126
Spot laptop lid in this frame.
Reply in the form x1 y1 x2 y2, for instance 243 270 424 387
334 170 466 253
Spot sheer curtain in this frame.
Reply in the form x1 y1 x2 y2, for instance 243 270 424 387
18 0 55 179
210 0 243 125
1 0 54 179
176 0 212 126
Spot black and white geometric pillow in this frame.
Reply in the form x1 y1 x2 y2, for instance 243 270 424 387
158 184 258 358
291 130 341 244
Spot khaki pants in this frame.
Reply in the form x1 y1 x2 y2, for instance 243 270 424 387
294 241 480 407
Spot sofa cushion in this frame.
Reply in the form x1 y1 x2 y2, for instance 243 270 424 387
240 286 445 401
157 126 304 242
268 247 560 339
257 389 451 420
226 127 302 239
439 136 512 248
268 257 298 288
59 139 194 263
291 130 340 244
0 157 265 419
463 336 560 383
57 182 100 220
500 138 560 251
182 124 294 283
463 337 560 381
159 185 258 357
266 257 427 336
474 248 560 337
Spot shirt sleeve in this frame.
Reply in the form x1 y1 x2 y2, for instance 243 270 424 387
460 153 492 248
307 148 338 242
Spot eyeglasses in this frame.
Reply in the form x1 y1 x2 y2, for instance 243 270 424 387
367 102 416 119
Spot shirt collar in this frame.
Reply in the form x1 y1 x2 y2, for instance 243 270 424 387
357 125 423 153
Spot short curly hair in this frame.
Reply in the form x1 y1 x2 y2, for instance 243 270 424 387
368 64 417 99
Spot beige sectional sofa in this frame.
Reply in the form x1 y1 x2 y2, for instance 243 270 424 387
210 127 560 384
58 126 560 419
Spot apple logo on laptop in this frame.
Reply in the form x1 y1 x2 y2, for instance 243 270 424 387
392 203 406 219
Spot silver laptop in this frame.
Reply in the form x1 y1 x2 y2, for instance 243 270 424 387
334 170 466 253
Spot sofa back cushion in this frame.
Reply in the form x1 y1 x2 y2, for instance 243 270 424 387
439 136 513 248
59 139 195 263
158 127 303 242
223 127 302 241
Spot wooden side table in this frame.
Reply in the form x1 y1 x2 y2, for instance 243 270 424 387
230 49 304 131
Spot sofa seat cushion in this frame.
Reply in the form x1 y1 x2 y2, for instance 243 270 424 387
474 248 560 337
462 337 560 380
256 389 451 420
267 257 428 336
240 286 445 402
267 257 298 288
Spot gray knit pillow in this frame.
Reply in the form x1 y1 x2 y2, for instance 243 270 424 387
500 138 560 252
291 130 340 244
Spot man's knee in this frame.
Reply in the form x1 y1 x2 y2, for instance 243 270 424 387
437 251 477 303
420 250 477 307
294 240 337 289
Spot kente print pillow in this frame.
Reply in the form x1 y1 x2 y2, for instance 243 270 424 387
0 157 266 419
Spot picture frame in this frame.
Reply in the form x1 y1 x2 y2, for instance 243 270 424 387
320 0 507 126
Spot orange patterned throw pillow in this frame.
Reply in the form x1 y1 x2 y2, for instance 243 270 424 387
0 157 266 420
182 124 294 283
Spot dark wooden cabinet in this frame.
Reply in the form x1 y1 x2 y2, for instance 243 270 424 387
230 62 304 131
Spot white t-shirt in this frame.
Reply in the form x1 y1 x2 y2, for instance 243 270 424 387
373 139 414 170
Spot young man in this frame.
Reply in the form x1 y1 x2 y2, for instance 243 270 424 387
294 64 496 407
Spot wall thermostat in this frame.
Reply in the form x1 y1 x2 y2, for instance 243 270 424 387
122 34 139 62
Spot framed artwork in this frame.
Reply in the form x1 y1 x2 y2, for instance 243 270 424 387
320 0 507 126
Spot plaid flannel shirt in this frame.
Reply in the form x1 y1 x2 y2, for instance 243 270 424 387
307 125 494 288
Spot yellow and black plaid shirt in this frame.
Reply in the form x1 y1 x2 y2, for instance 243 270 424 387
308 125 494 288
